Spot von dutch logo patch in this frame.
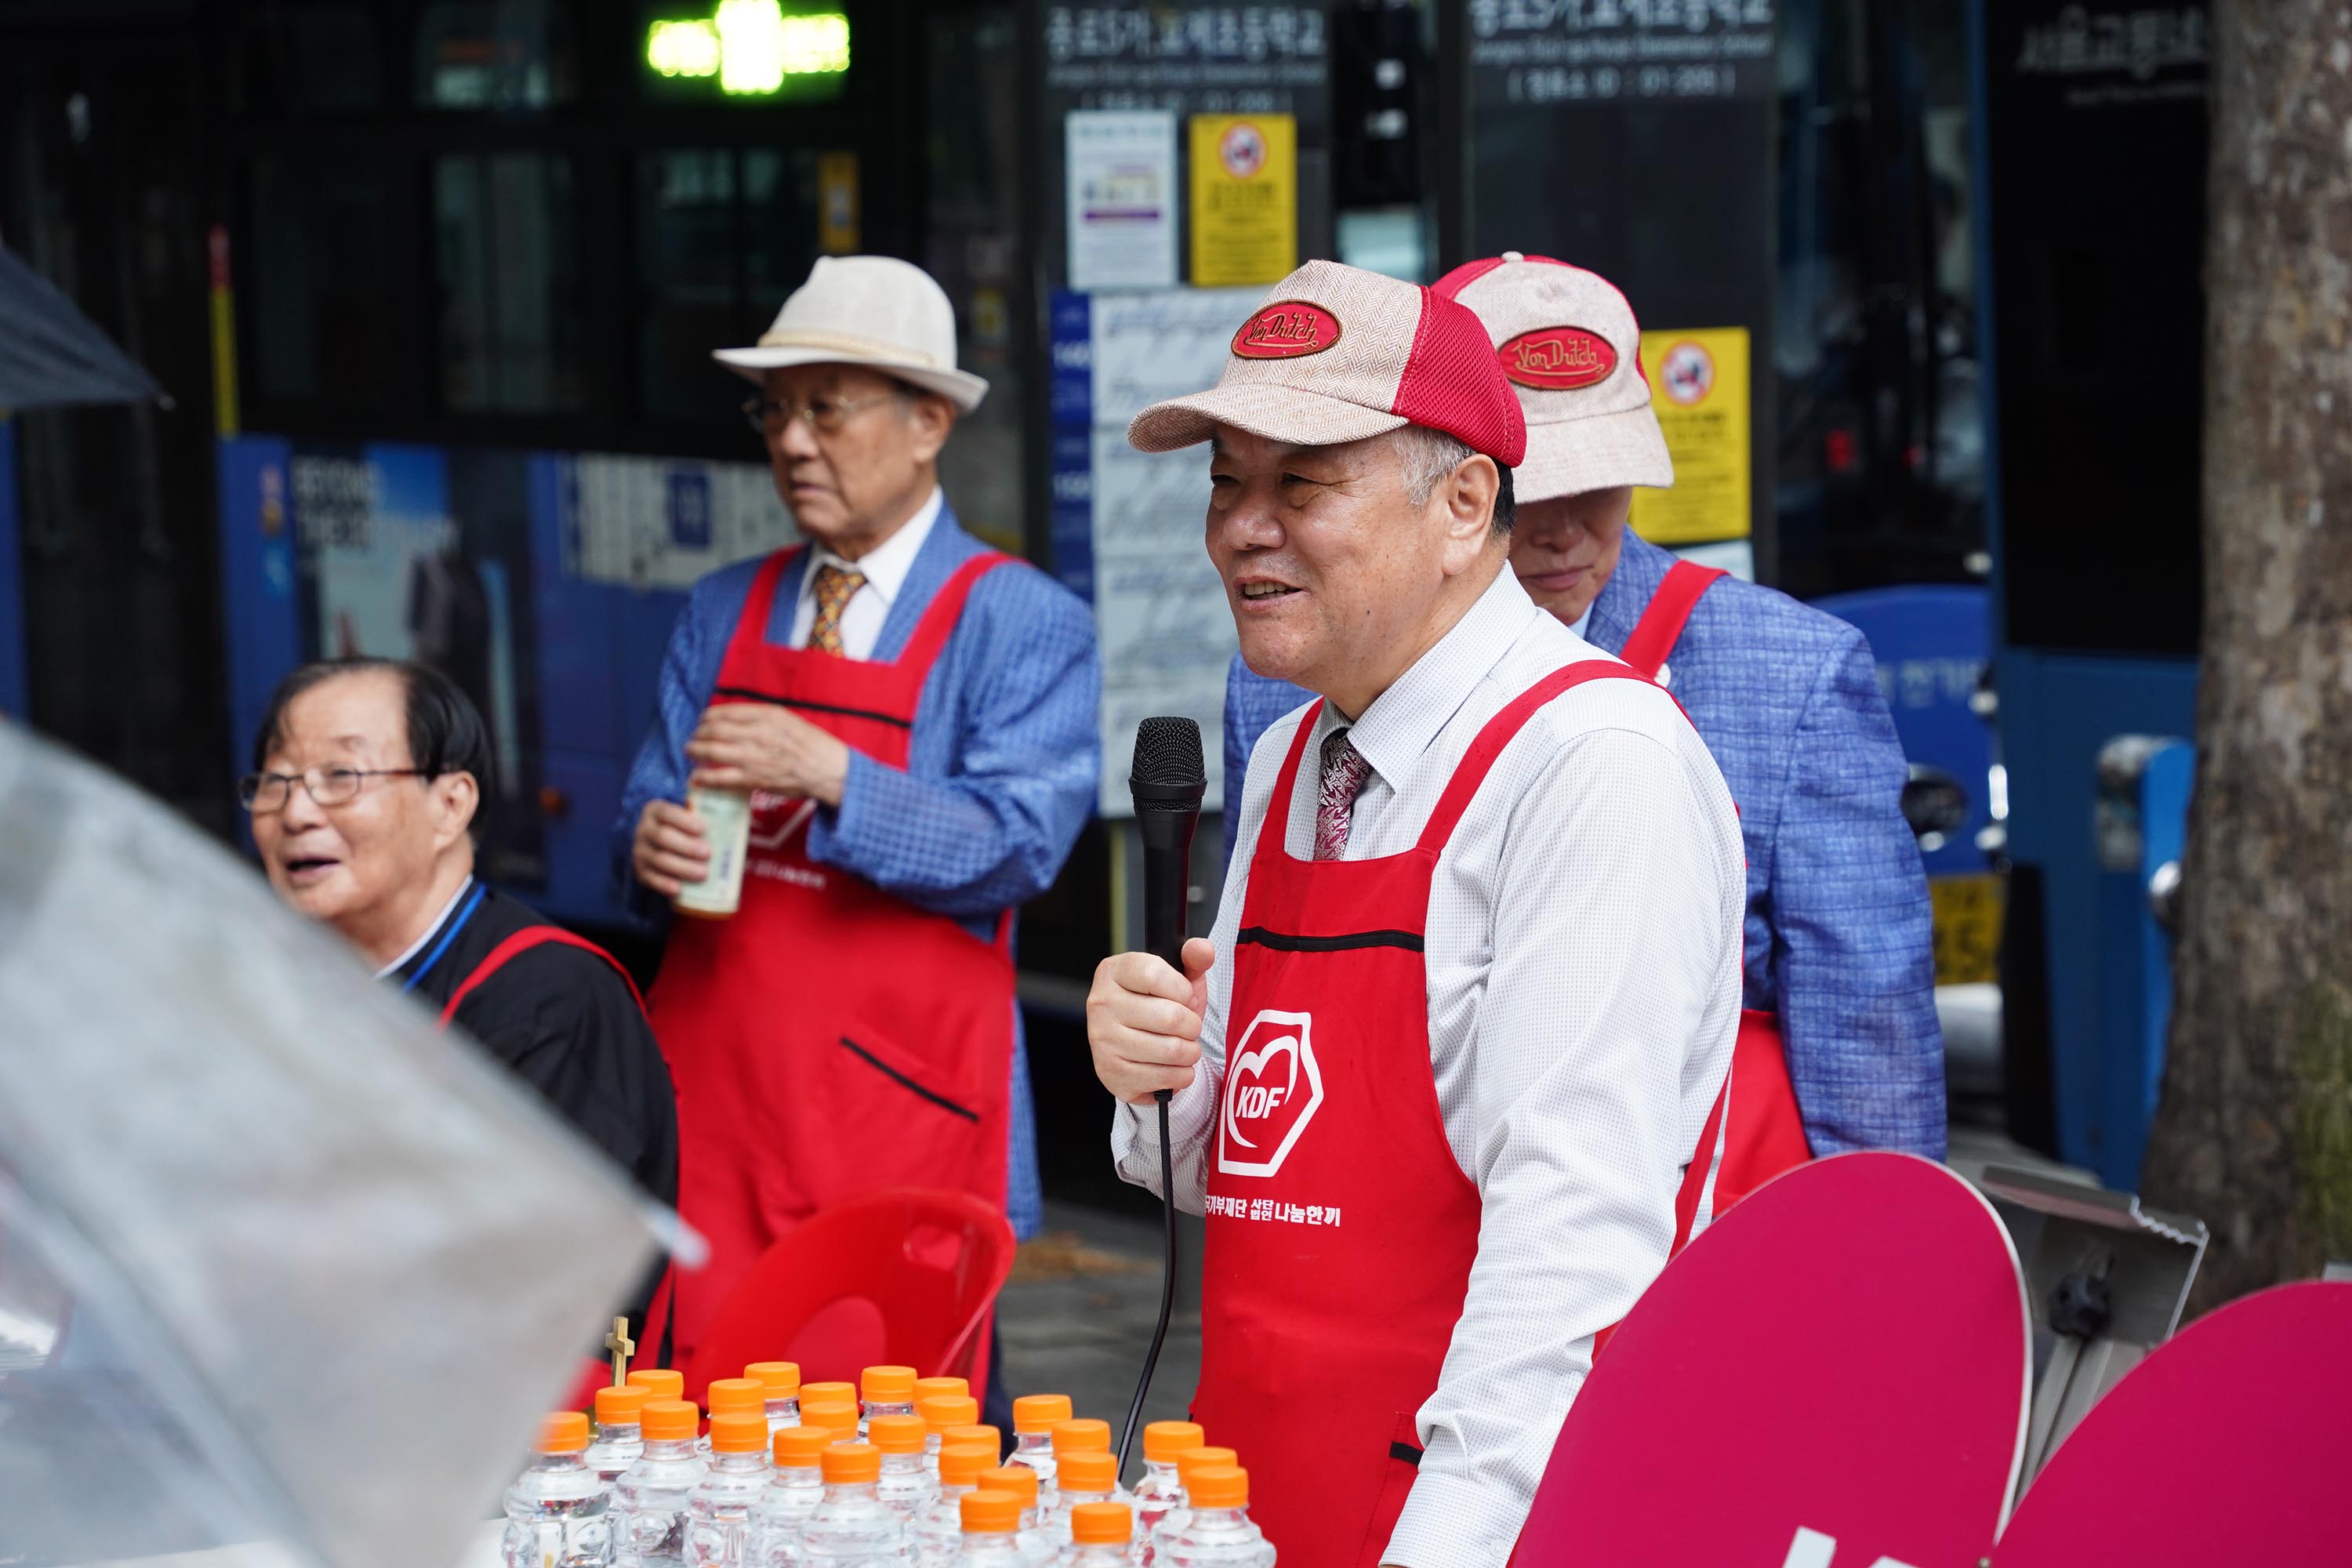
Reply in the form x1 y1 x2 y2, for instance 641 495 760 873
1498 325 1617 390
1231 301 1343 360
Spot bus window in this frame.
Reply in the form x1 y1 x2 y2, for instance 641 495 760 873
248 157 397 413
432 153 586 414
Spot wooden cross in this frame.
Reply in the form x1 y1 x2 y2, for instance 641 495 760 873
604 1316 635 1388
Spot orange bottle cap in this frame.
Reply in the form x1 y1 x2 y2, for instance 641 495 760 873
1142 1421 1206 1463
1175 1446 1240 1484
859 1364 917 1402
938 1441 999 1486
593 1385 652 1425
535 1411 590 1454
919 1395 982 1432
1011 1394 1073 1433
913 1376 968 1405
821 1441 883 1484
640 1399 699 1443
1070 1502 1134 1545
745 1361 801 1398
705 1377 765 1415
773 1426 835 1468
801 1399 861 1435
708 1412 768 1454
980 1465 1039 1508
868 1414 927 1455
1057 1450 1117 1493
1188 1465 1248 1509
960 1489 1022 1534
627 1369 686 1400
802 1381 858 1406
1051 1417 1112 1454
945 1423 1002 1452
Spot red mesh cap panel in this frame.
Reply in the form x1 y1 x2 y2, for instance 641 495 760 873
1388 286 1528 467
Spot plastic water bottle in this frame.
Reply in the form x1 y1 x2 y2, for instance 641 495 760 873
946 1490 1028 1564
1131 1424 1202 1555
505 1412 615 1568
1065 1503 1138 1567
1043 1451 1130 1549
1156 1468 1272 1567
1045 1420 1112 1512
943 1424 1003 1465
977 1466 1055 1565
859 1366 919 1435
916 1396 981 1479
868 1414 939 1522
746 1363 804 1439
687 1414 773 1568
630 1369 689 1404
798 1442 906 1564
802 1383 858 1422
615 1399 710 1568
587 1387 654 1490
802 1399 862 1449
912 1377 967 1414
701 1380 770 1459
911 1440 1000 1566
1143 1449 1234 1566
752 1427 835 1568
1005 1397 1070 1501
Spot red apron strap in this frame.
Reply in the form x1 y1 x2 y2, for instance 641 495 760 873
1617 560 1726 680
722 547 808 666
438 926 648 1027
1416 661 1657 854
890 552 1014 676
1248 698 1327 877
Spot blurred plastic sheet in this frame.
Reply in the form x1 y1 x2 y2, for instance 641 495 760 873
0 723 667 1568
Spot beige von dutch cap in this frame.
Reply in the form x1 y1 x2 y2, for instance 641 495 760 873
714 255 989 412
1432 252 1673 500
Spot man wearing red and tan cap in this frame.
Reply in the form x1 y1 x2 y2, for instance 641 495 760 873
1083 260 1748 1566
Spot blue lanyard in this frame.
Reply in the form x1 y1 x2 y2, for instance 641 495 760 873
401 883 487 993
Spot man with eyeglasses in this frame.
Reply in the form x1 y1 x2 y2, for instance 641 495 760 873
248 657 680 1357
617 256 1099 1403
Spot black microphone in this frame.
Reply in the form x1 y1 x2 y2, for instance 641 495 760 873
1119 717 1205 1476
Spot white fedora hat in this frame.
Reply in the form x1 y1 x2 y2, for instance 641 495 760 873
713 255 989 412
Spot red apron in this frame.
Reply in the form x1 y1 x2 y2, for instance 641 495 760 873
646 546 1016 1367
1617 559 1812 1213
1195 661 1731 1568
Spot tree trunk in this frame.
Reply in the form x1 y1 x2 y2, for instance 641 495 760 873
2142 0 2352 1310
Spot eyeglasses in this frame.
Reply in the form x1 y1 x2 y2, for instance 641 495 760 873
741 390 902 439
238 767 426 814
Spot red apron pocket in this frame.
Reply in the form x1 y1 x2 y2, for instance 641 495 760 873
1348 1412 1424 1568
805 1022 991 1207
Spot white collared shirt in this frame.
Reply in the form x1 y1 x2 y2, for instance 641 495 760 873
786 488 943 658
1112 566 1745 1566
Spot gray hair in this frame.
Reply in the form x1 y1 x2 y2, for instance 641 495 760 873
1388 425 1516 532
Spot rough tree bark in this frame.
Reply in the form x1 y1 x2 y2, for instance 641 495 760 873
2142 0 2352 1310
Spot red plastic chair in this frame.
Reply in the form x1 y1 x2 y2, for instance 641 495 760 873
678 1187 1016 1406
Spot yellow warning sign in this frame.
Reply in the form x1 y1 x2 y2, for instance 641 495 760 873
1628 326 1750 546
818 151 860 253
1189 114 1295 287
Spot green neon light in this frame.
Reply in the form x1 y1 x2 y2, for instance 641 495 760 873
645 1 850 90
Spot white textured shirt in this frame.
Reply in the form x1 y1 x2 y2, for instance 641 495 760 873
786 487 942 658
1112 564 1745 1566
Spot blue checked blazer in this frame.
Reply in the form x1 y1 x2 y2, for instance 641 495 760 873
1222 532 1946 1157
618 499 1104 1235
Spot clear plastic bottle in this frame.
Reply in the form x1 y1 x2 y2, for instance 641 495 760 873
1005 1396 1071 1502
943 1424 1003 1465
946 1490 1028 1565
747 1363 804 1439
1041 1421 1110 1515
505 1412 615 1568
1156 1468 1271 1567
867 1414 938 1522
587 1386 654 1490
911 1377 967 1412
1130 1423 1202 1555
630 1369 689 1404
752 1426 836 1568
1143 1448 1235 1566
802 1382 858 1417
615 1399 710 1568
1043 1451 1130 1549
977 1466 1055 1566
859 1365 919 1436
1065 1503 1138 1567
916 1396 982 1479
911 1440 1001 1566
802 1399 863 1449
687 1414 774 1568
798 1442 906 1565
702 1380 770 1459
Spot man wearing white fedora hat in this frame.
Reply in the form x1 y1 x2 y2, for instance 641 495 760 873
1225 253 1944 1174
618 256 1100 1405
